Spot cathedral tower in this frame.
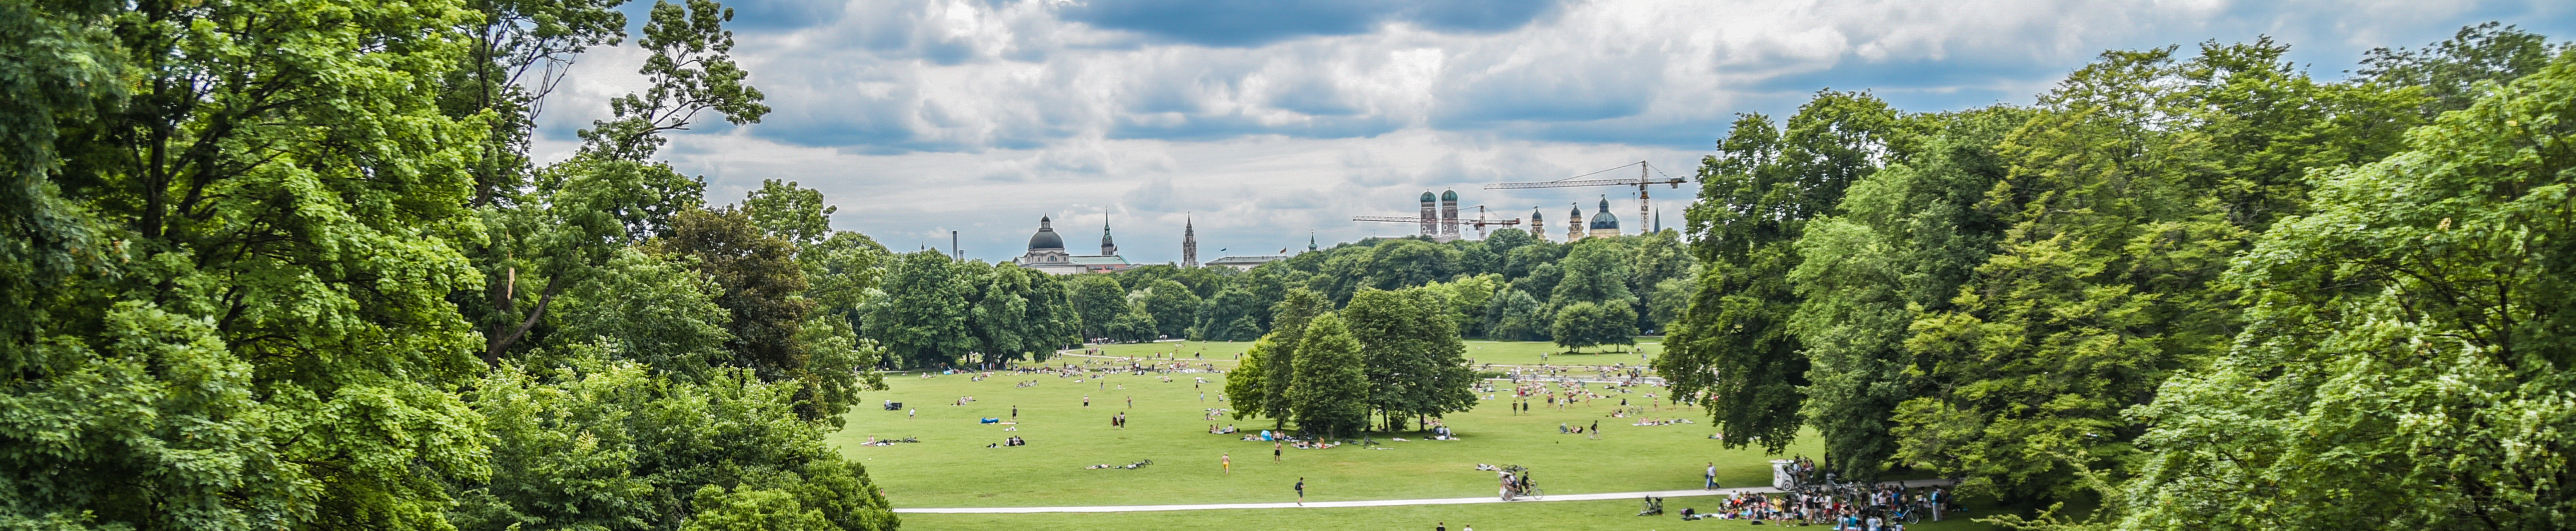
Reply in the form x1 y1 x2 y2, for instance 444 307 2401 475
1181 215 1198 268
1418 191 1437 236
1439 190 1460 240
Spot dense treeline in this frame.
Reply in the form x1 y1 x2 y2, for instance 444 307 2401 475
1656 24 2575 530
877 229 1699 359
1 1 898 529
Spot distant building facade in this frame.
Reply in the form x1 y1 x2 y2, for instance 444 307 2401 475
1206 255 1287 271
1013 216 1133 274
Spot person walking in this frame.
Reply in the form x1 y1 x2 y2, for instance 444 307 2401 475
1083 395 1090 408
1223 453 1231 474
1274 441 1283 463
1126 396 1133 409
1295 477 1305 506
1704 462 1719 489
1590 420 1600 439
1011 405 1018 420
908 408 916 421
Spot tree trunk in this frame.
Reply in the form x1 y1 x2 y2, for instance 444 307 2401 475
483 270 565 364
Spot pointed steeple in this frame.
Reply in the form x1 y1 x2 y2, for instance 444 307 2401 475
1181 214 1198 268
1101 214 1118 256
1307 231 1317 252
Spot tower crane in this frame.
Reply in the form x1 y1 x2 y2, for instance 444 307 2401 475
1483 161 1683 235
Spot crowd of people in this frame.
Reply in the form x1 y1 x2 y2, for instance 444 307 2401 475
1680 482 1953 529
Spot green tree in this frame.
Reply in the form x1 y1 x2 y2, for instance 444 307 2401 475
548 247 735 379
1259 288 1334 428
479 155 708 361
1104 301 1159 344
2360 22 2568 117
802 230 892 335
1194 286 1269 341
1783 106 2025 480
1662 90 1907 453
1223 338 1274 421
478 0 768 361
965 262 1033 367
1432 273 1505 338
459 350 896 531
739 179 836 246
1644 275 1694 334
575 0 769 160
1550 238 1636 307
1482 228 1536 260
1289 313 1370 440
1142 279 1202 339
1550 301 1639 352
444 0 627 206
1361 239 1460 289
1069 274 1128 340
1486 289 1551 341
2117 50 2576 531
1022 271 1082 358
1888 47 2249 502
0 1 500 528
865 251 974 368
1342 288 1477 431
658 207 860 421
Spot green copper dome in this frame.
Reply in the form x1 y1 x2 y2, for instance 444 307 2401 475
1589 198 1620 230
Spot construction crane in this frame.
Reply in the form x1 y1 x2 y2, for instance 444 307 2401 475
1353 206 1521 240
1484 161 1684 234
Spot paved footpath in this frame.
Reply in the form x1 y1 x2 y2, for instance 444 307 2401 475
894 479 1955 513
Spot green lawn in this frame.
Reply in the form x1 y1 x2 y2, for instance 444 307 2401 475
897 498 2009 531
1072 339 1663 369
845 343 2013 530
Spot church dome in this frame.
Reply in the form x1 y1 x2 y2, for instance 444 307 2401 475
1421 191 1437 203
1441 190 1458 201
1028 216 1065 251
1588 198 1620 230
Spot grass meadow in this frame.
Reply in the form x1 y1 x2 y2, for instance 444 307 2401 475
838 341 2015 530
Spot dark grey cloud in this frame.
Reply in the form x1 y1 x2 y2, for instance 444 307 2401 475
1061 0 1566 47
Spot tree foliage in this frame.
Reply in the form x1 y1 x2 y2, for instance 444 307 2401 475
1661 90 1907 453
2119 49 2576 531
1342 288 1478 431
1288 313 1370 440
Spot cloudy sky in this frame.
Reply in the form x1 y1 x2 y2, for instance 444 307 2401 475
532 0 2574 265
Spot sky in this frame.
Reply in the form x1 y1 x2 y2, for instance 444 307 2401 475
530 0 2576 266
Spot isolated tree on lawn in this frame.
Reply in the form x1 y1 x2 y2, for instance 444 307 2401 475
1225 336 1276 422
1342 287 1478 431
1289 313 1370 440
1261 288 1334 428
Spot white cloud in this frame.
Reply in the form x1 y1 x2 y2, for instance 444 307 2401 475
526 0 2574 264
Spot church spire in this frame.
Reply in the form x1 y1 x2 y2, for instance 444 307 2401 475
1101 214 1118 256
1181 214 1198 268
